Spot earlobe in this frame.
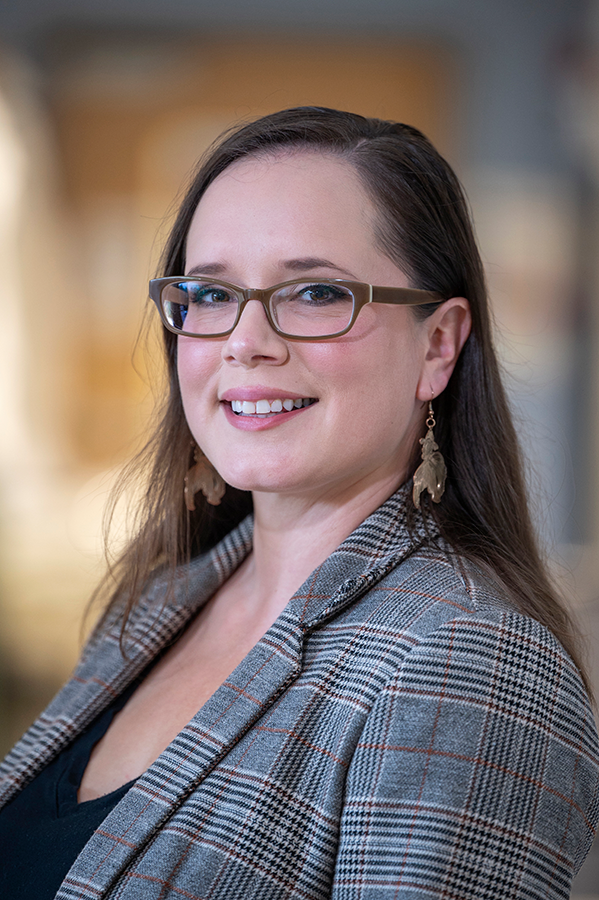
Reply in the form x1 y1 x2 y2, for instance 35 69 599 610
416 297 471 401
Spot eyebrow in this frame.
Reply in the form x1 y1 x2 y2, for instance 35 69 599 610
282 257 356 277
186 258 358 280
186 263 227 277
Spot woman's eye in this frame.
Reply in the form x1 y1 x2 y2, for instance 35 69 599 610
182 283 233 304
294 284 350 304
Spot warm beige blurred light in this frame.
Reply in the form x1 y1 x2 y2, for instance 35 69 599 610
0 74 28 489
0 59 103 697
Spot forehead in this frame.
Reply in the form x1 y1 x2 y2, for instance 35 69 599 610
206 148 368 197
186 151 378 250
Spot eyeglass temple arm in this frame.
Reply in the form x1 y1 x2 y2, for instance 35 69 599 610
371 286 445 306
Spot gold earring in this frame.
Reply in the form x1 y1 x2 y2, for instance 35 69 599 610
412 401 447 509
184 445 226 509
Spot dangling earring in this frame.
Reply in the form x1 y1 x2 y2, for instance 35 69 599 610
412 400 447 509
184 445 226 509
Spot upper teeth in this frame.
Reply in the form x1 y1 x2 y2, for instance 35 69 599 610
231 398 314 414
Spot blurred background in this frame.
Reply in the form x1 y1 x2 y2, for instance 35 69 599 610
0 0 599 893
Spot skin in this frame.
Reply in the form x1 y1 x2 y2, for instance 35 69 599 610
78 151 471 801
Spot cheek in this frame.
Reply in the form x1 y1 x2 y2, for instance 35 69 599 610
313 323 422 409
176 337 220 407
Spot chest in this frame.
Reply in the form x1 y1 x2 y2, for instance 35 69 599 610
78 587 282 801
72 629 378 900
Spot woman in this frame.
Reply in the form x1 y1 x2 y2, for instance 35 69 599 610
1 107 598 899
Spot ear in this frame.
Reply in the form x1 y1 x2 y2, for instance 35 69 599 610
416 298 471 401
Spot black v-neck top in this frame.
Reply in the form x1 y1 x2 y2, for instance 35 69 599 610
0 683 137 900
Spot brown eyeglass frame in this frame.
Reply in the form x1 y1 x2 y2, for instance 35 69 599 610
149 276 445 340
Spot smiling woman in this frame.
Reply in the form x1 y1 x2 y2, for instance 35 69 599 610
0 107 598 900
175 152 461 500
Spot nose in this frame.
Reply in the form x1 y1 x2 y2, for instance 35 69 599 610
221 299 289 368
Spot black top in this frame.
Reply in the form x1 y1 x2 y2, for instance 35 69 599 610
0 684 137 900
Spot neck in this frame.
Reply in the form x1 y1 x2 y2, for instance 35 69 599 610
239 472 405 620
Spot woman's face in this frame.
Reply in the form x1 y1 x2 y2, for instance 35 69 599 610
178 151 442 503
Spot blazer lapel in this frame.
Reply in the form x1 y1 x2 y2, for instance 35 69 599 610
56 596 307 899
284 481 436 629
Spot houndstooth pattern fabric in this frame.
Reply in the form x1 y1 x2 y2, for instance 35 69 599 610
1 484 598 899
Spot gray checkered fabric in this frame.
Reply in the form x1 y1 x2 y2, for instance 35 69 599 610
1 484 598 899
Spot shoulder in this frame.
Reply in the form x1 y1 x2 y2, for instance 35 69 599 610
335 547 599 882
333 539 515 653
329 542 596 739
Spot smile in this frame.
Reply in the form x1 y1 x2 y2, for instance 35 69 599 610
230 398 317 416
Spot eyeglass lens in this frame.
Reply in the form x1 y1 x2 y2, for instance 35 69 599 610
161 280 356 337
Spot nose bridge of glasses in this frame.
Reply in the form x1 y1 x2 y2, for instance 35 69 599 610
235 288 277 333
241 286 272 309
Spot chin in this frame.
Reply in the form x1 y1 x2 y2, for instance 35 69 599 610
218 465 284 494
225 477 297 495
221 467 309 496
216 452 301 492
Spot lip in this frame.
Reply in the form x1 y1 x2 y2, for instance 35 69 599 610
220 386 314 402
222 401 315 431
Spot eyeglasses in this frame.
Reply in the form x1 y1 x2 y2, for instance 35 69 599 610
149 276 444 340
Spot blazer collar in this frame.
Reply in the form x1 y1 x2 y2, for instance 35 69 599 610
282 481 436 630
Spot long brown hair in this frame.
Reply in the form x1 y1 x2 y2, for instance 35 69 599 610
94 107 589 692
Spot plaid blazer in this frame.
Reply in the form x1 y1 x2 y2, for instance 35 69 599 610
1 485 598 899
